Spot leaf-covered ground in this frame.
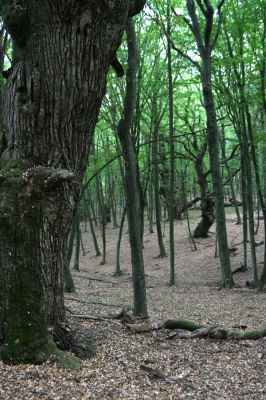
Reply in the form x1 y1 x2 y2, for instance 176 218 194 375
1 212 265 399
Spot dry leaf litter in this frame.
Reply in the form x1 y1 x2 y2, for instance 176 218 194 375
0 212 265 399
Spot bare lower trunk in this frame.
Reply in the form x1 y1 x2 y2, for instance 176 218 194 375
202 59 234 288
193 156 214 238
0 170 75 361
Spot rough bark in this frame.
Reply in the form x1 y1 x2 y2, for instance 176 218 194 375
0 0 145 364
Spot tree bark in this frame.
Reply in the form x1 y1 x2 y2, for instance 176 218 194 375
0 0 145 364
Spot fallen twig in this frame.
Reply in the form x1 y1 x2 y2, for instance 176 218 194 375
71 314 121 325
67 297 123 308
72 275 118 285
126 322 163 333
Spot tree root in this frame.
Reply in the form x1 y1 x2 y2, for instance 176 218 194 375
1 339 82 371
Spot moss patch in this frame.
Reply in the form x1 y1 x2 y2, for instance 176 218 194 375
1 340 83 371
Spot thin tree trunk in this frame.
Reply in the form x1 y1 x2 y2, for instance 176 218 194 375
152 98 166 258
95 174 106 265
86 195 101 257
185 0 234 287
115 206 127 276
167 2 175 286
73 211 81 272
116 19 148 317
220 125 241 224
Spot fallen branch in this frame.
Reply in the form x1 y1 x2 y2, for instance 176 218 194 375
125 317 266 340
72 275 118 285
164 319 266 340
232 265 247 275
126 322 163 333
67 297 123 308
71 314 121 325
140 363 185 383
167 326 226 340
139 364 165 380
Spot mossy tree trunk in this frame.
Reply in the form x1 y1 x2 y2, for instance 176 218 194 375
0 0 145 363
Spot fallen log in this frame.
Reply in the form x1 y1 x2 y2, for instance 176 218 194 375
167 326 227 340
127 318 266 340
164 319 266 340
164 319 205 331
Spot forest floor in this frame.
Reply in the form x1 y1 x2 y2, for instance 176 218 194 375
0 210 265 400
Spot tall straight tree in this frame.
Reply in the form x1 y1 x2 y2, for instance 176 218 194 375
185 0 234 288
0 0 145 364
116 18 148 317
167 1 176 286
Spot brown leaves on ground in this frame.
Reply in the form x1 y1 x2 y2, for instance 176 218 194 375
1 214 265 399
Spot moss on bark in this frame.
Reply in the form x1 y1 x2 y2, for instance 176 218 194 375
1 339 82 371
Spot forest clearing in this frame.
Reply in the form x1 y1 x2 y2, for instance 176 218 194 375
1 212 265 399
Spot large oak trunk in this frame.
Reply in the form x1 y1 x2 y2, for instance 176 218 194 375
0 0 144 363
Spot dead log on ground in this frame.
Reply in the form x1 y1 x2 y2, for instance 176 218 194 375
126 318 266 340
164 320 266 340
164 319 205 331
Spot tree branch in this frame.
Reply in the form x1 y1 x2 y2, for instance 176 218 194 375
186 0 205 55
211 3 224 50
156 15 201 71
195 0 208 17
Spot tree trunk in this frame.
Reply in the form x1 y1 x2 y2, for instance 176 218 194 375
95 173 106 265
220 125 241 224
185 0 234 288
193 151 215 238
115 206 127 276
0 0 145 363
86 193 101 257
167 2 175 286
152 97 166 258
201 56 234 288
73 211 81 272
117 19 148 317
